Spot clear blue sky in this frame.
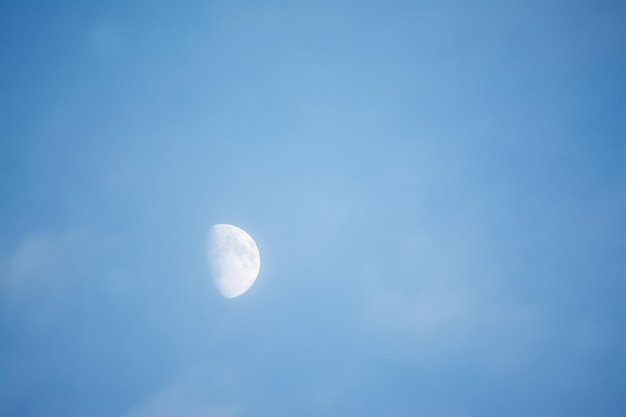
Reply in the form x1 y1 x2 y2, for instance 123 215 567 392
1 1 624 416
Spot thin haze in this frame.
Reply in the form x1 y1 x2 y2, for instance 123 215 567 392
1 1 625 416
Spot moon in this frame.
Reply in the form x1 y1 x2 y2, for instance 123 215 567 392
207 224 260 298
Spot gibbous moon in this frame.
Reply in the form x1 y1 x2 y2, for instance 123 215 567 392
207 224 260 298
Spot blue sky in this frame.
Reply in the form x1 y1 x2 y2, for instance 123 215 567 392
1 1 624 416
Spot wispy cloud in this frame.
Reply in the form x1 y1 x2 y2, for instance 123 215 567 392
357 224 544 371
124 366 242 417
1 228 93 294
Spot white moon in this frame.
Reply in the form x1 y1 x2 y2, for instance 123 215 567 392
207 224 260 298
